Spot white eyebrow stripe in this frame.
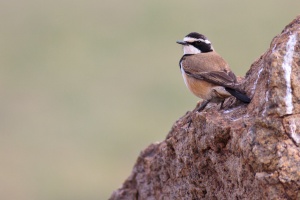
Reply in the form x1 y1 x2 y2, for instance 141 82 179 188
183 37 211 44
183 37 196 42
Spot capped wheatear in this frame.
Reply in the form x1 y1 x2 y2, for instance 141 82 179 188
177 32 250 111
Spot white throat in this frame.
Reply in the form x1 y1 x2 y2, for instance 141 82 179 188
183 45 201 55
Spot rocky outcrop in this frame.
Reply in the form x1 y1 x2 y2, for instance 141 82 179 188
110 16 300 200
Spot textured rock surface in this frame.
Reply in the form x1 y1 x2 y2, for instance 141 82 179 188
110 16 300 200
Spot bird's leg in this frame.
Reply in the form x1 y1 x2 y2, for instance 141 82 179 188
219 100 225 110
197 100 210 112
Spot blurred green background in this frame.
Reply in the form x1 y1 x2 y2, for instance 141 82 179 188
0 0 299 199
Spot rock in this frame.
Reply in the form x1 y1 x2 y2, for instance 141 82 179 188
110 15 300 200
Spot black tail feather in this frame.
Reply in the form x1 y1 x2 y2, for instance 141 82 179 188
225 88 251 103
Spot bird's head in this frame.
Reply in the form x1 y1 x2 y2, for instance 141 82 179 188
176 32 213 55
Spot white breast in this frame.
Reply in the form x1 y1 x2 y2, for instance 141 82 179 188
180 63 189 88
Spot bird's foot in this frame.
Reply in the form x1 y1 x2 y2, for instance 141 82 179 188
197 100 210 112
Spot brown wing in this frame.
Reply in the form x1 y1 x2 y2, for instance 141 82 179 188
189 71 237 89
181 52 238 89
181 52 230 73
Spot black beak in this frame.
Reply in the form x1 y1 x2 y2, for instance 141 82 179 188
176 40 188 45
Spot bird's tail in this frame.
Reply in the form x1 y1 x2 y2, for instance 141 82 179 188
225 88 251 103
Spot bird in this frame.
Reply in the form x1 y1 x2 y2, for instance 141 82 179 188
176 32 250 111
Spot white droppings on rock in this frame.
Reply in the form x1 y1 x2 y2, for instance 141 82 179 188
282 33 297 114
262 90 269 116
251 67 264 95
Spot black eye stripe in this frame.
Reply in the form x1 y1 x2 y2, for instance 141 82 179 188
187 41 202 45
192 41 212 53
